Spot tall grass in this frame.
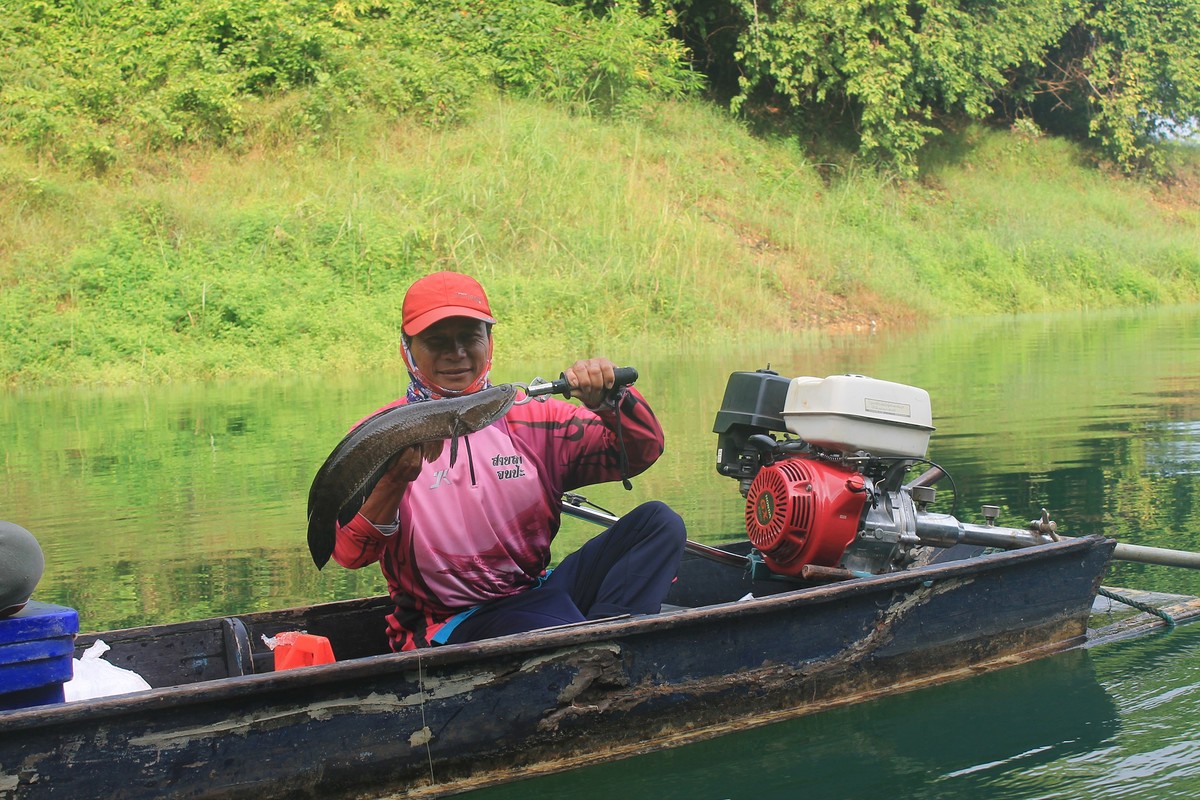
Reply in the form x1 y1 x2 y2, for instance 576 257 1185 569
1 99 1198 385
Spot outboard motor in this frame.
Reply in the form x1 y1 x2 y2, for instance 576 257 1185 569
715 369 1047 579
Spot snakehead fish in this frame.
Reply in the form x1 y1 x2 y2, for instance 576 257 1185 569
306 383 518 569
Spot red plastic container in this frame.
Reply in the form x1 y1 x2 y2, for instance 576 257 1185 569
272 632 335 671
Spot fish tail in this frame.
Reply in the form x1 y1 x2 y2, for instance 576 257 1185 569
307 510 334 570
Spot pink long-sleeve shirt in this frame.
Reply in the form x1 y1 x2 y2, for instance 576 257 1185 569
332 388 664 651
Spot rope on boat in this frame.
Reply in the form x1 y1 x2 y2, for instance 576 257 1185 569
1098 587 1178 629
416 648 437 785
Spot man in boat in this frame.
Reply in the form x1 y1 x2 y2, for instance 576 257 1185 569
331 271 686 651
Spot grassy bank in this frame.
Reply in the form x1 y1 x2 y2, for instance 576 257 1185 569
2 97 1199 386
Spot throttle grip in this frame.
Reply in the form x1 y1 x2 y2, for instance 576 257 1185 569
526 366 638 399
610 366 638 389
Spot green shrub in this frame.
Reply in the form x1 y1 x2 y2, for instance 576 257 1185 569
0 0 699 169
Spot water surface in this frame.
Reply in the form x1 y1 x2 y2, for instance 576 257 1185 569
2 306 1199 797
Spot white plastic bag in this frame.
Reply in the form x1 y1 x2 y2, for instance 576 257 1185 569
63 640 152 701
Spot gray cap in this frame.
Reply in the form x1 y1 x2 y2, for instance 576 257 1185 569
0 521 45 617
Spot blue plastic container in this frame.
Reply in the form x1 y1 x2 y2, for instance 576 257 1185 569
0 601 79 711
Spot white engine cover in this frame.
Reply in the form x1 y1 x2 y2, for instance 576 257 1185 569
781 374 934 458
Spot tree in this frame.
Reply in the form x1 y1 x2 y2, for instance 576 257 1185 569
1030 0 1200 173
677 0 1200 174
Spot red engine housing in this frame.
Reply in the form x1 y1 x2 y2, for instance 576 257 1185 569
744 458 868 576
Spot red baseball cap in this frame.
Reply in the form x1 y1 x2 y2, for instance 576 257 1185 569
401 271 496 336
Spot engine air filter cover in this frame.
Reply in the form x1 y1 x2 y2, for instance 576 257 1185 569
781 374 934 457
745 458 867 576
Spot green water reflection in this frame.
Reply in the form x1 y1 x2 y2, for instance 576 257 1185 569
2 305 1198 632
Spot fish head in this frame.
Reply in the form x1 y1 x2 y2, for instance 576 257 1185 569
457 383 518 432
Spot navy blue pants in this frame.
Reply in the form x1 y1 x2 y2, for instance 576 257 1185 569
446 501 686 643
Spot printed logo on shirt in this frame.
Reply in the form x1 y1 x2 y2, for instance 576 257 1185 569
430 469 451 489
491 453 526 480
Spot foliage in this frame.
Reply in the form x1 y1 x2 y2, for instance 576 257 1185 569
682 0 1200 175
712 0 1075 175
1027 0 1200 174
0 0 698 170
6 0 1195 176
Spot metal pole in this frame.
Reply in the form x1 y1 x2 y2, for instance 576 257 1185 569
913 508 1200 571
560 499 750 568
564 497 1200 573
1111 541 1200 570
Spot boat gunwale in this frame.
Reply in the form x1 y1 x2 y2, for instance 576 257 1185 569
0 534 1114 730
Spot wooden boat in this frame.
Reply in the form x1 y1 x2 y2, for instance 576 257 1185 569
4 533 1197 800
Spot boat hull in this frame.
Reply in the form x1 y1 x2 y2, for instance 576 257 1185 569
0 536 1116 799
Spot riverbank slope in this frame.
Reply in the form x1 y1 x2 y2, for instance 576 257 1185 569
2 98 1198 385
